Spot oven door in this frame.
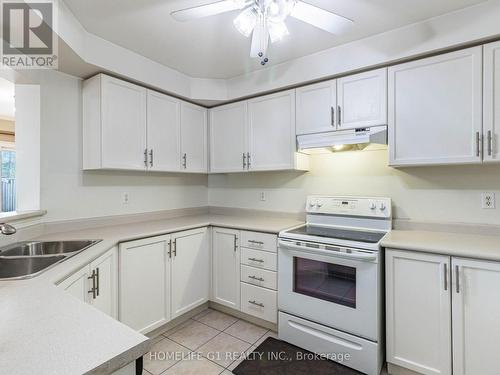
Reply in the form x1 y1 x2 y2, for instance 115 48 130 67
278 239 380 341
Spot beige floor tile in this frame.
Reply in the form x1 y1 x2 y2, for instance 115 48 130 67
198 332 252 368
144 337 191 375
253 330 278 347
163 356 224 375
220 371 233 375
167 320 220 350
227 345 257 371
191 308 213 321
161 319 194 338
224 320 268 344
195 310 238 331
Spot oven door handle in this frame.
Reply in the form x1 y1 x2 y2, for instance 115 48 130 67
278 240 378 261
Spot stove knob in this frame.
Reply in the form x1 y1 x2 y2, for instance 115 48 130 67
379 202 386 211
369 202 376 210
316 202 323 208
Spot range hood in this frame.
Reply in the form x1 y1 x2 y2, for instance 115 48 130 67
297 125 387 154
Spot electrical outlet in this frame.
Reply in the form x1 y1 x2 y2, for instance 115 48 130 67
482 192 496 209
260 191 266 202
122 192 130 205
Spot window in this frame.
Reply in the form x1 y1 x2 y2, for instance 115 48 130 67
1 148 16 212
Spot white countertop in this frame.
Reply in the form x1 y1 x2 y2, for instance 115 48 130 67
0 212 302 375
382 229 500 261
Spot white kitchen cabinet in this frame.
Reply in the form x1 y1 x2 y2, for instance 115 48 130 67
484 41 500 162
386 249 452 375
212 227 240 309
247 90 298 171
83 74 147 170
296 80 337 135
452 258 500 375
147 91 181 172
209 102 248 173
171 227 210 319
119 235 171 333
180 102 208 172
337 68 387 130
58 247 118 319
388 47 483 166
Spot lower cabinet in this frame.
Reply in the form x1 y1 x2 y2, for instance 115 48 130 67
212 227 241 310
119 227 209 333
58 247 118 319
386 249 500 375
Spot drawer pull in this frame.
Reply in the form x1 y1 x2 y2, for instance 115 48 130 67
248 240 264 245
248 257 264 263
248 275 265 282
248 300 264 308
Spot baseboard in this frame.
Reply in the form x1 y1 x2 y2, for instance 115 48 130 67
209 301 277 332
387 363 424 375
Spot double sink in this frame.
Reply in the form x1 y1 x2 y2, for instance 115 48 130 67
0 240 101 280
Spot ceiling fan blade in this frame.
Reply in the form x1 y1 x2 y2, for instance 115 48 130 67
171 0 248 22
290 1 353 35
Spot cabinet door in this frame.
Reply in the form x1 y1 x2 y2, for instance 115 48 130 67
147 91 181 171
337 68 387 130
209 102 247 173
101 75 147 170
248 90 296 171
388 47 483 166
296 80 337 135
171 227 210 319
212 227 240 309
484 41 500 162
452 258 500 375
90 247 118 319
180 102 207 173
386 249 451 375
119 235 171 333
58 265 91 303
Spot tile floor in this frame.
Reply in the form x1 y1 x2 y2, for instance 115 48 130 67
142 308 389 375
143 308 277 375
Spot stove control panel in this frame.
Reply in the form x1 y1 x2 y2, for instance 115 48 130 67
306 196 392 218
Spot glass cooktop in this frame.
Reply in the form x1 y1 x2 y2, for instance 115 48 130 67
286 225 386 244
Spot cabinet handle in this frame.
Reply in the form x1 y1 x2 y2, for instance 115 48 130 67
242 153 247 169
248 300 264 308
234 236 238 252
248 257 264 263
87 269 97 299
488 130 493 156
248 275 265 282
247 152 251 169
96 267 100 297
455 265 460 293
168 239 172 258
248 240 264 245
144 149 148 167
337 105 342 127
443 263 448 291
476 132 481 157
149 149 154 167
173 239 177 257
182 153 187 169
331 107 335 127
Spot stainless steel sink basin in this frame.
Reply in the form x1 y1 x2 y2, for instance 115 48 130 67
0 256 65 279
0 240 100 257
0 240 101 280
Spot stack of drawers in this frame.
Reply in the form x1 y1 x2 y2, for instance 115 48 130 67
239 231 278 323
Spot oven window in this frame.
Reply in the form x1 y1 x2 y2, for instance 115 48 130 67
293 257 356 308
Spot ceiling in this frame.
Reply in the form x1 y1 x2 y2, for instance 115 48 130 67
0 78 15 121
63 0 488 79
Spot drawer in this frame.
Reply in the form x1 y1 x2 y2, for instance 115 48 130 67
241 265 277 290
241 231 277 253
241 248 277 271
241 282 277 323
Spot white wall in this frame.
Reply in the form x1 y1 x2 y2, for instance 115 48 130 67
38 70 208 222
208 149 500 226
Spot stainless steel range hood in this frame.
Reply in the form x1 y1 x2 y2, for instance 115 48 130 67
297 125 387 154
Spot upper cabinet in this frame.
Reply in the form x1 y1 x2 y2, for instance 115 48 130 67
388 47 483 167
209 90 308 173
83 74 207 173
484 41 500 162
180 102 208 173
296 68 387 135
337 68 387 130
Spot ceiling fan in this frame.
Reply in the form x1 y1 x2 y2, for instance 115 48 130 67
171 0 353 65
